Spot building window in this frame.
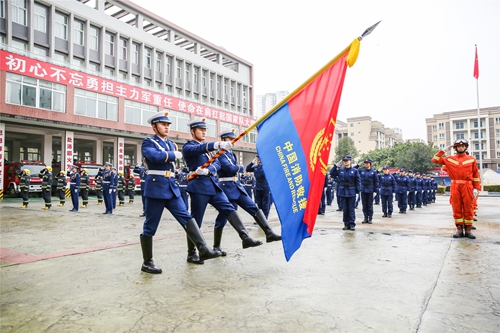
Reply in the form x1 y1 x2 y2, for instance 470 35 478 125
55 12 68 40
34 3 47 33
89 26 99 51
156 52 162 72
350 132 354 137
206 118 217 137
439 143 445 150
194 67 199 86
473 120 484 128
5 73 66 112
73 20 84 46
132 43 139 65
144 48 151 69
439 133 445 140
124 100 157 126
75 89 118 120
165 56 171 76
496 117 500 125
350 123 354 127
432 125 437 131
168 110 190 132
432 135 437 141
12 0 27 25
456 133 465 140
53 52 68 63
497 140 500 148
88 62 99 72
497 152 500 158
119 38 127 61
0 0 5 18
185 63 191 82
497 129 500 136
438 122 445 130
105 32 115 56
455 121 464 130
242 127 257 144
176 60 182 79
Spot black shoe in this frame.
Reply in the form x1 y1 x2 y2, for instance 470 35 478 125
350 228 355 231
368 218 372 224
401 211 406 214
342 226 350 230
473 218 477 222
362 218 368 224
388 215 392 218
139 213 146 217
213 246 227 256
318 212 325 215
471 225 477 230
187 250 204 265
336 209 343 211
382 213 388 218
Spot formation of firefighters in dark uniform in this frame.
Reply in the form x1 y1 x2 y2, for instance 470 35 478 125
16 113 481 274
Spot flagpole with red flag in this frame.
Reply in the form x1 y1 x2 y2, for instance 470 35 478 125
474 44 483 190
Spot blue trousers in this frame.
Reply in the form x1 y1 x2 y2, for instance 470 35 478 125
102 185 112 214
214 192 258 228
189 191 235 228
396 192 408 212
340 196 356 228
381 194 393 215
142 196 192 236
408 191 416 209
361 192 374 219
416 190 422 206
254 189 270 219
70 186 79 211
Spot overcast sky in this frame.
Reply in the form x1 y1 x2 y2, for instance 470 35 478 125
132 0 499 141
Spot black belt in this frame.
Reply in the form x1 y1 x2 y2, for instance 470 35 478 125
362 182 373 185
256 180 265 183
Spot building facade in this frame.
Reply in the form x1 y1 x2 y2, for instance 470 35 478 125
329 116 404 163
255 91 289 118
425 106 500 170
0 0 258 194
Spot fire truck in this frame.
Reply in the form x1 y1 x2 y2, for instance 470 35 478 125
3 161 46 197
74 161 102 192
124 164 142 193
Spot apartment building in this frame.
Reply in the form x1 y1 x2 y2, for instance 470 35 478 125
0 0 257 187
255 91 289 118
425 106 500 170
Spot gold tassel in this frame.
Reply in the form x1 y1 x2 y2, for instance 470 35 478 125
346 38 360 67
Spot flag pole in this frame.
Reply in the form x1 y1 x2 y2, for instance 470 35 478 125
187 21 381 181
474 44 483 191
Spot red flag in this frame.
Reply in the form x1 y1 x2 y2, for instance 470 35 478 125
473 45 479 79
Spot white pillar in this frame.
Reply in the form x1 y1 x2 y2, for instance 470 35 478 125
43 134 53 167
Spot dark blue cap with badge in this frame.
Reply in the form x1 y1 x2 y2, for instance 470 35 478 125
187 117 207 129
104 162 112 167
383 165 390 169
220 129 236 139
147 111 172 125
364 158 373 164
342 155 352 161
399 168 406 172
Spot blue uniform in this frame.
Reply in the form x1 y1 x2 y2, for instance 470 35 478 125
99 168 113 214
415 176 423 207
133 165 148 216
379 173 396 216
394 174 409 213
241 174 256 200
182 140 235 227
359 167 379 221
318 175 328 214
407 175 416 210
326 174 334 206
69 171 80 211
330 165 361 229
214 150 259 227
246 161 270 218
142 135 192 236
175 169 189 209
111 171 118 209
422 177 429 205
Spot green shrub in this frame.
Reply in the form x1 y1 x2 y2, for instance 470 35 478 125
437 186 446 194
484 184 500 192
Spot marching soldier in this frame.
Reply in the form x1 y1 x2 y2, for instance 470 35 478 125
183 117 262 264
415 172 423 208
68 165 80 212
127 174 135 203
57 170 67 206
140 112 219 273
241 171 256 200
95 173 103 205
407 170 416 210
40 166 53 210
213 129 280 256
117 171 126 206
80 168 90 208
19 169 30 208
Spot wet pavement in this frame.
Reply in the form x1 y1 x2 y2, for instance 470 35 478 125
1 194 499 332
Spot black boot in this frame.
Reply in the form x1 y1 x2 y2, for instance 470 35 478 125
186 237 204 264
362 216 368 223
213 227 227 256
140 235 162 274
184 219 220 261
382 213 388 218
253 209 281 242
452 225 464 238
464 225 476 239
227 211 263 249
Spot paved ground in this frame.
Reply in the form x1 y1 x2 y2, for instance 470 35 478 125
1 194 499 333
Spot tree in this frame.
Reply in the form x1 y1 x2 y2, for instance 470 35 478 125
334 136 358 164
360 141 437 173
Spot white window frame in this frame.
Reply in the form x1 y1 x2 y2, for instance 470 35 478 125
33 3 47 33
75 88 118 121
124 100 157 126
119 38 127 61
144 48 152 69
156 52 162 72
89 26 99 51
438 122 445 130
439 133 445 140
73 20 84 46
12 0 27 26
132 43 139 65
54 12 68 40
105 32 115 56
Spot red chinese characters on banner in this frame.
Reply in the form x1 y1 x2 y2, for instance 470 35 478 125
66 136 74 171
1 50 255 127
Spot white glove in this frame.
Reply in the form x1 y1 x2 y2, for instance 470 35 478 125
252 158 257 165
336 161 343 168
113 189 116 192
174 151 183 159
358 162 364 167
109 189 112 194
444 144 454 152
373 192 377 198
219 141 233 151
195 167 209 176
74 189 77 193
473 189 479 198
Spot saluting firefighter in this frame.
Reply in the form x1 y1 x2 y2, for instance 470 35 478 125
330 156 361 230
111 167 118 209
140 112 219 273
117 171 126 206
68 165 80 212
79 168 90 208
183 117 262 264
57 170 67 206
98 163 113 214
19 169 31 208
213 129 281 256
40 166 53 210
127 173 135 203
